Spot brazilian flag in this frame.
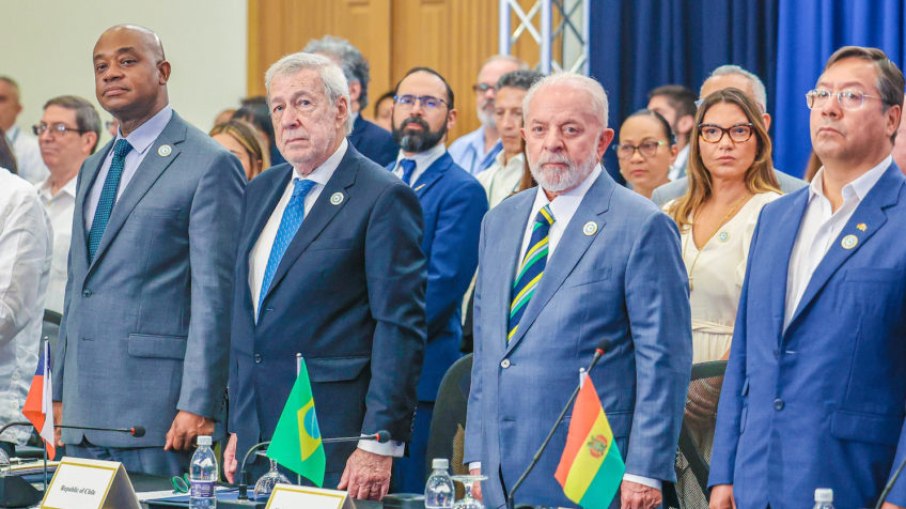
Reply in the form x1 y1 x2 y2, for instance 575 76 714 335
266 358 326 486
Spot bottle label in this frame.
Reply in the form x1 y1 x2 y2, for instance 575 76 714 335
191 480 215 498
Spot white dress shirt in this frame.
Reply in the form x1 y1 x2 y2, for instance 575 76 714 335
84 106 173 229
391 142 446 187
36 176 77 314
477 151 524 208
248 139 403 457
6 126 49 185
668 144 690 181
0 168 52 445
784 156 891 330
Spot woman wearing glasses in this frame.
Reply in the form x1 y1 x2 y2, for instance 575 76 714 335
614 109 677 199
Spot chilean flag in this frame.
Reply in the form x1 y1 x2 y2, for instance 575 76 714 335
22 342 55 459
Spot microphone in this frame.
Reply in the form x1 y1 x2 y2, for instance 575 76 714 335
236 430 392 500
0 422 145 439
506 339 610 509
875 455 906 509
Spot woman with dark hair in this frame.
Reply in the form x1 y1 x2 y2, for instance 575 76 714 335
614 109 677 199
0 129 17 174
210 119 269 180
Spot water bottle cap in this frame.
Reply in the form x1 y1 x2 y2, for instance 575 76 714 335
815 488 833 503
197 435 212 446
432 458 449 470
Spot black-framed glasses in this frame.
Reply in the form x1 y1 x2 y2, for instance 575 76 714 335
613 140 666 159
33 123 84 136
394 94 448 110
472 82 494 94
805 88 879 110
699 123 754 143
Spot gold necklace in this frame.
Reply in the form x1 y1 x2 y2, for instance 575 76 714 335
682 194 751 291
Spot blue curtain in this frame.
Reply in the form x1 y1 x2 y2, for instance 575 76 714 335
589 0 778 183
773 0 906 177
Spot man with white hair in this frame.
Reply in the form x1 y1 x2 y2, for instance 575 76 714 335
464 72 691 508
448 55 526 175
225 52 426 500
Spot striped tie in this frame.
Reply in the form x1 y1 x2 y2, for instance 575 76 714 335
508 205 555 341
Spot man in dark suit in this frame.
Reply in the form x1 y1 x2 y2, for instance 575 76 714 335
387 67 488 491
305 36 399 167
52 25 245 476
224 52 426 501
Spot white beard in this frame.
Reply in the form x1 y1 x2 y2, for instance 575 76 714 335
529 150 599 193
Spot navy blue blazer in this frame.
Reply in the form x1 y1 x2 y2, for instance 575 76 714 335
229 146 426 476
391 153 488 401
349 115 398 167
710 164 906 508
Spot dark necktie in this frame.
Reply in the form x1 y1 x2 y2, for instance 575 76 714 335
399 159 417 186
87 139 132 262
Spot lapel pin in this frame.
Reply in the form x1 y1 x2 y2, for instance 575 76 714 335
841 234 859 250
582 221 598 236
330 192 344 205
157 144 172 157
414 184 426 192
718 231 730 242
856 223 867 232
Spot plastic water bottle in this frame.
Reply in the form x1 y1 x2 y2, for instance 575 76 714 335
189 435 218 508
813 488 834 509
424 458 454 508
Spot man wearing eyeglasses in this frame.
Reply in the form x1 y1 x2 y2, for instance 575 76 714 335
34 96 101 314
388 67 488 492
448 55 526 175
709 46 906 509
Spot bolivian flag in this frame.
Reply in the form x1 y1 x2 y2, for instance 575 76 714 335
555 375 625 507
266 358 326 486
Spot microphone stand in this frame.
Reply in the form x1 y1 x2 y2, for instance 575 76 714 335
875 454 906 509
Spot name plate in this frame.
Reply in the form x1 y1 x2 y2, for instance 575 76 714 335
265 484 355 509
41 457 140 509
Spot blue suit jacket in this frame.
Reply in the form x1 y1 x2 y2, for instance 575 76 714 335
53 112 245 447
392 153 488 401
229 146 426 476
710 164 906 509
349 115 398 167
464 170 692 508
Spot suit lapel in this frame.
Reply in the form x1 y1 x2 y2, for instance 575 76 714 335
242 167 293 260
505 172 614 354
74 142 113 269
489 193 533 348
768 191 809 340
411 152 452 196
785 166 901 333
87 114 187 273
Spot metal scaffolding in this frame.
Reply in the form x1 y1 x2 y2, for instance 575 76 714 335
498 0 591 74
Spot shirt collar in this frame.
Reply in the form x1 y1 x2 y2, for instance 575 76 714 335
5 125 21 143
114 106 174 156
395 142 446 172
530 164 602 221
37 175 78 201
294 138 348 186
495 150 524 169
809 155 892 204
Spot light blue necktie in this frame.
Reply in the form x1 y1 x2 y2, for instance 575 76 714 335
258 178 317 317
399 159 417 186
87 139 132 262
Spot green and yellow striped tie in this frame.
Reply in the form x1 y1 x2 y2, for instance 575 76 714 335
508 205 555 341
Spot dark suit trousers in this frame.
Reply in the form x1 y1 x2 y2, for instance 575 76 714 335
67 440 193 478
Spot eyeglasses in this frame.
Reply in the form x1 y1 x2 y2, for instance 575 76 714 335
613 140 666 159
472 83 495 94
33 123 84 136
805 88 880 110
698 123 754 143
394 94 448 110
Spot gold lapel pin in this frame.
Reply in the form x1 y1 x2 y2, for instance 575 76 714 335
414 184 426 192
856 223 867 232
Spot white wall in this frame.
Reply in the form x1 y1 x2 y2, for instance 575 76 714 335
0 0 247 142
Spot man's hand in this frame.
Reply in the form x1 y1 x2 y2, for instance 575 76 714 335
709 484 736 509
337 448 392 500
880 503 906 509
164 411 214 451
620 480 661 509
223 433 239 483
469 467 483 502
52 402 63 447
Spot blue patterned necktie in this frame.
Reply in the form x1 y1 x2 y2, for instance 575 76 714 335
87 139 132 262
258 178 318 317
508 205 555 341
399 159 417 186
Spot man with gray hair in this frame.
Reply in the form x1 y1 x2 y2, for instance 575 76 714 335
651 64 807 206
0 76 49 184
226 52 425 500
449 55 527 174
35 95 101 313
464 72 691 508
304 35 399 166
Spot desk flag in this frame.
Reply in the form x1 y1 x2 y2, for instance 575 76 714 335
22 341 55 459
266 358 326 486
554 374 624 507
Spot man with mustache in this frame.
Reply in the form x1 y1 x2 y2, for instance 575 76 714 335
388 67 488 492
464 72 691 508
709 46 906 509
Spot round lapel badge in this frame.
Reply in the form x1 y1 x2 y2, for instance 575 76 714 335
157 144 172 157
330 192 344 205
718 231 730 242
841 234 858 250
583 221 598 236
